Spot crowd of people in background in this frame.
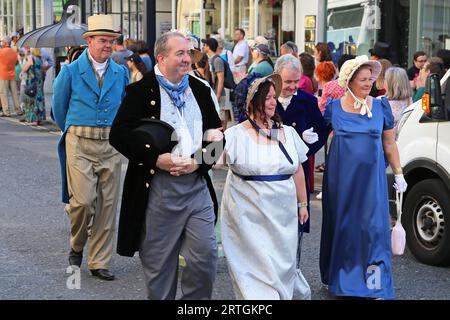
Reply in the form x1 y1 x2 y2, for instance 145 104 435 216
0 35 53 125
4 18 450 300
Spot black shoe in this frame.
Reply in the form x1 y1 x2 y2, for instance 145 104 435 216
68 248 83 267
90 269 115 281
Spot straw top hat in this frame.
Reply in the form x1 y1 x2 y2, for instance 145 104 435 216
246 73 282 109
338 55 382 88
82 15 121 39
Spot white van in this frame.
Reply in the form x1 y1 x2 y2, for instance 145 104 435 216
389 70 450 266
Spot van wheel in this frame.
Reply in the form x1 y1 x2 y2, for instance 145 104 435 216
403 179 450 266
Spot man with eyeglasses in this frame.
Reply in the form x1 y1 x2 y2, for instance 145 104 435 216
52 15 129 281
407 51 428 90
280 41 298 58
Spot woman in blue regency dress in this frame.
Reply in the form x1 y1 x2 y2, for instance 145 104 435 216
320 56 408 299
220 74 311 300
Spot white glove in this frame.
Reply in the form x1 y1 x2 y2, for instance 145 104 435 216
394 174 408 193
302 127 319 144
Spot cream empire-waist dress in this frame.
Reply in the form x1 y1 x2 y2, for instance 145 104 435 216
221 123 311 300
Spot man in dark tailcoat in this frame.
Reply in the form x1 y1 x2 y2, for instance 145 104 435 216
109 31 224 300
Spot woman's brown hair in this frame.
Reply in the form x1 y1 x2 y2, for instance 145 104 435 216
247 81 282 128
195 53 213 87
315 42 332 62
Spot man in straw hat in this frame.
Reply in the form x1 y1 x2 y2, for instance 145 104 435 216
52 14 129 281
109 31 224 299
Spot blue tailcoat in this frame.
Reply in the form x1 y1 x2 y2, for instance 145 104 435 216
52 49 129 203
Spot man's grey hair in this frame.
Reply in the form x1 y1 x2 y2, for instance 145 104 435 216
385 67 412 101
274 54 302 74
154 31 186 58
281 41 298 55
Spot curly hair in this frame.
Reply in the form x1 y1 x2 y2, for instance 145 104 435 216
247 81 282 128
315 61 336 83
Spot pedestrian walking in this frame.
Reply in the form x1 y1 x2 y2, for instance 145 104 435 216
21 48 46 125
315 61 339 113
220 74 311 300
320 55 407 299
231 28 249 83
383 67 412 127
0 36 21 117
407 51 427 90
203 37 232 129
274 54 327 218
248 43 274 77
298 53 318 95
125 52 148 83
111 35 133 67
109 31 224 300
52 14 129 281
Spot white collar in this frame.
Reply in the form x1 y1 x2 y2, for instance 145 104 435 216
278 91 298 110
87 49 108 69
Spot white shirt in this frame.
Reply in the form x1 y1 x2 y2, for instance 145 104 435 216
278 91 298 110
232 40 249 68
155 65 203 157
88 49 108 78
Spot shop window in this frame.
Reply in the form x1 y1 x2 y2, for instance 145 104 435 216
229 0 256 41
177 0 201 36
326 1 380 63
258 0 295 57
420 0 450 57
304 15 316 55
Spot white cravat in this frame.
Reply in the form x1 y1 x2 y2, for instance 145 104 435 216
88 50 108 78
348 88 372 118
278 91 297 110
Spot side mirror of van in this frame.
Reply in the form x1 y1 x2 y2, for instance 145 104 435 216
422 73 445 120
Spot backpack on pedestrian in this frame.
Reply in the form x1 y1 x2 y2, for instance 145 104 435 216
211 55 236 90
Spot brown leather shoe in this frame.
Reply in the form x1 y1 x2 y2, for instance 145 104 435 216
90 269 115 281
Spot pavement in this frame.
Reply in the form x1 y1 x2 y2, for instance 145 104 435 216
1 108 449 300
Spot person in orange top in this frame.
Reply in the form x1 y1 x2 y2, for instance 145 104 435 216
0 36 21 116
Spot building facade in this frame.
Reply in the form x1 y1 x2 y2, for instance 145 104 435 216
323 0 450 67
0 0 155 50
166 0 319 57
2 0 449 66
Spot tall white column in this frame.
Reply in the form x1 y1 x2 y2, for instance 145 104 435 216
22 0 26 34
221 0 225 39
172 0 176 29
1 0 4 37
43 0 53 26
254 0 258 38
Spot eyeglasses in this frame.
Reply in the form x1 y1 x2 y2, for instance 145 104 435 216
94 38 115 45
